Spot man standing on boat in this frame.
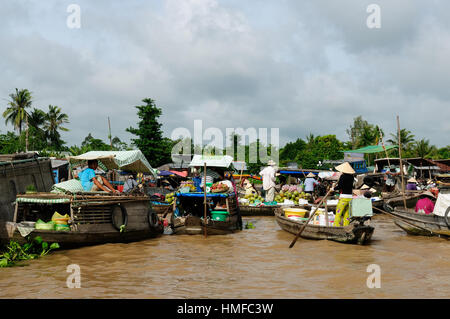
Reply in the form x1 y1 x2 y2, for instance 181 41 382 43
79 160 119 193
304 172 319 197
331 162 355 227
259 159 277 202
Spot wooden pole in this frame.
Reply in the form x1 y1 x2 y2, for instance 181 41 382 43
108 117 113 151
289 186 334 248
378 126 391 169
203 162 207 238
397 116 407 209
25 113 29 153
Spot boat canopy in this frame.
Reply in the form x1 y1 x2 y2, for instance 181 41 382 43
67 150 156 176
189 155 234 168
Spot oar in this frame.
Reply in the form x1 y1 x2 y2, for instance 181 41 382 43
289 185 335 248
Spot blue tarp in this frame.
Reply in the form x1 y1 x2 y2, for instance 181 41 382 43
279 170 318 176
158 170 174 176
175 192 234 198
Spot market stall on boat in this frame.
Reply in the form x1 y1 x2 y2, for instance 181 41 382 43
1 150 163 248
170 155 242 235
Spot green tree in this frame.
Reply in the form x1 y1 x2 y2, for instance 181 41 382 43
436 146 450 159
126 98 171 167
0 131 22 153
412 139 437 158
3 88 33 135
81 133 110 151
27 108 47 151
296 135 344 169
279 138 306 166
346 116 382 149
43 105 69 150
387 128 415 157
111 136 129 151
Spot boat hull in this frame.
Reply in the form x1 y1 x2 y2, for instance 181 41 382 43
171 214 241 235
0 196 164 248
387 207 450 237
274 209 374 245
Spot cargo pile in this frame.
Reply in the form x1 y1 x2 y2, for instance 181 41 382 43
275 190 311 205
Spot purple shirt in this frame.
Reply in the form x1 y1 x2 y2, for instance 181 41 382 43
406 183 417 191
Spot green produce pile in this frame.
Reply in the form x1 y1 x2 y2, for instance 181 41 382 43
241 193 264 205
165 193 175 205
274 191 311 205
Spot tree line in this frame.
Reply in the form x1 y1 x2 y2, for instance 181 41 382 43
1 90 449 172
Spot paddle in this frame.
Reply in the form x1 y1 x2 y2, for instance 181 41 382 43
289 184 335 248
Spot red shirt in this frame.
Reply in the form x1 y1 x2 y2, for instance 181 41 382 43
415 198 435 215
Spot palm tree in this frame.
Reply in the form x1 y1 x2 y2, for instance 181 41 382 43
387 129 415 147
3 88 33 134
43 105 69 150
413 139 437 158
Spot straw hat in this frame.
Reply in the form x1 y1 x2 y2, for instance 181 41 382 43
267 160 276 166
369 188 377 193
407 177 417 183
335 162 355 174
306 172 315 178
361 184 370 190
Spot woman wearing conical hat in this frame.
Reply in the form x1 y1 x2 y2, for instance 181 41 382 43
331 162 355 227
406 177 418 191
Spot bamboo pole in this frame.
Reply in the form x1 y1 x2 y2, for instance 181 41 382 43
203 162 207 238
378 126 391 170
397 116 407 209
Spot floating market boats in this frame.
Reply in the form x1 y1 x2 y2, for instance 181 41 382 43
170 155 242 235
383 188 450 237
1 150 164 248
275 199 375 245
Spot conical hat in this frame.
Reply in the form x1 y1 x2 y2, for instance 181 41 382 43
407 177 417 183
369 188 377 193
361 184 369 190
335 162 355 174
267 160 276 166
306 172 315 178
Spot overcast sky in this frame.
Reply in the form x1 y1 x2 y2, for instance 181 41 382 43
0 0 449 150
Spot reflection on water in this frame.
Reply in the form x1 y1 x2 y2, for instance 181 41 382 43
1 215 449 298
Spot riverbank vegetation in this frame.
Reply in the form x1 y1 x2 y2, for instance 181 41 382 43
1 89 449 171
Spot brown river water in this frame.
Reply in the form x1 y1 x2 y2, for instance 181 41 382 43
0 214 449 299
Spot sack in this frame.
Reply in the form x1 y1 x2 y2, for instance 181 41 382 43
35 219 55 230
51 212 70 225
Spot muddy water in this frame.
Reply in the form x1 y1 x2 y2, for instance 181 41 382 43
0 215 449 299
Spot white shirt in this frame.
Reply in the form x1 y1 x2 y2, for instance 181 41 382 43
259 166 276 190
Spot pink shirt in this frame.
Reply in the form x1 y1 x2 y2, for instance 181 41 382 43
415 198 435 215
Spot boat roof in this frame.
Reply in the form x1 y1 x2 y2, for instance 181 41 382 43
67 150 156 176
189 155 234 168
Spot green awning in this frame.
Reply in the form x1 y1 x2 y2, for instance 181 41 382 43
343 145 398 154
16 197 71 204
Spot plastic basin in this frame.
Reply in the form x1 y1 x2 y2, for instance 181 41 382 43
211 211 229 222
283 208 308 218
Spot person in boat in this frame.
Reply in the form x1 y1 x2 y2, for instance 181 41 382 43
259 159 277 202
406 177 418 191
331 162 355 227
304 172 319 197
199 167 221 189
384 167 400 192
123 174 139 193
78 160 119 193
415 194 435 215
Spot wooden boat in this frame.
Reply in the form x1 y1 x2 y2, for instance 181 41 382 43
383 190 450 237
239 204 279 216
2 192 163 248
274 207 374 245
171 192 242 235
0 150 166 248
